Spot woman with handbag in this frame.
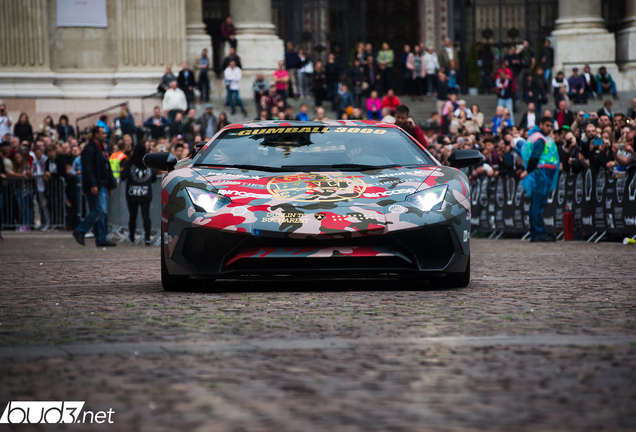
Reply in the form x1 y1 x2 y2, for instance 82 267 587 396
406 45 426 100
297 48 313 99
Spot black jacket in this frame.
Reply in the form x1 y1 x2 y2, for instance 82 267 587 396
325 62 340 83
56 124 75 142
81 139 116 194
120 160 156 203
177 69 197 91
13 123 33 143
553 109 575 129
313 70 327 92
221 55 242 71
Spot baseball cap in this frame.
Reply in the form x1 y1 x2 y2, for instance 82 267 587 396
572 67 579 71
205 104 213 109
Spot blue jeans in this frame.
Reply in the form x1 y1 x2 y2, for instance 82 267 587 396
597 81 617 96
77 187 108 244
544 68 552 86
228 89 245 113
529 189 548 240
529 167 556 240
15 193 33 226
497 98 515 125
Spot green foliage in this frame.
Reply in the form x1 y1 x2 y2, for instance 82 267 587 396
467 43 482 88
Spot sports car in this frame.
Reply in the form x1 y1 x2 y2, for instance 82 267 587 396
144 120 481 291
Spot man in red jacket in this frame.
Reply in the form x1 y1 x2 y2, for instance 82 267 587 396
381 89 401 114
394 105 427 148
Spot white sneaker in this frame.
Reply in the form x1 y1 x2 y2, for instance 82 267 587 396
85 232 95 238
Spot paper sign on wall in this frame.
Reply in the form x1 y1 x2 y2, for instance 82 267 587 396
57 0 108 27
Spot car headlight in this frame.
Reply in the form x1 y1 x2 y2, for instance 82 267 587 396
186 187 231 213
405 185 448 211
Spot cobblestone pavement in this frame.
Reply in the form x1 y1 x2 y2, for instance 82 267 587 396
1 231 635 431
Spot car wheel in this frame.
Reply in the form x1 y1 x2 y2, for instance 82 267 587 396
446 257 471 288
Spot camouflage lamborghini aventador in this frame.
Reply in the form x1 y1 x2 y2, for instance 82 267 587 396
143 120 482 291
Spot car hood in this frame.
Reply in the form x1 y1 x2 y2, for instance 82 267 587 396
184 165 453 237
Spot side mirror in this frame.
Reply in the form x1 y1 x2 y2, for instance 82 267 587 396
448 149 483 168
143 152 177 172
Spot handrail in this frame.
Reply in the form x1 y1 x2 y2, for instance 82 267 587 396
75 100 129 140
74 92 161 141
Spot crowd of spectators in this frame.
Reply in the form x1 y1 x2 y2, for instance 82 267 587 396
1 32 635 241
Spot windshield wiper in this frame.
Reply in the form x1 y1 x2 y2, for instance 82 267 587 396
329 163 401 171
194 164 285 172
277 164 401 171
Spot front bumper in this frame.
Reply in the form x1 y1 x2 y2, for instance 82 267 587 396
164 220 470 279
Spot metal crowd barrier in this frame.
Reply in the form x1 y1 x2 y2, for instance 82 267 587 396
470 168 636 242
106 178 163 245
0 177 67 229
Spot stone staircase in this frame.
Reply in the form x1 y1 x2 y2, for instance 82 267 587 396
192 90 636 127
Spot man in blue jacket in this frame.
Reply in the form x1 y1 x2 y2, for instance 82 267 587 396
521 117 560 242
73 126 117 247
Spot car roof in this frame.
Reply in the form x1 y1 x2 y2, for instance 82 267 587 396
223 120 400 129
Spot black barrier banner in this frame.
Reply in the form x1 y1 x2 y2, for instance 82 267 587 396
616 169 636 235
470 168 636 237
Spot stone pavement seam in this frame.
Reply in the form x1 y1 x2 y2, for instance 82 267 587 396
1 334 634 359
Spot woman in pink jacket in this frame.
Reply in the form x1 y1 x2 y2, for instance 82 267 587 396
366 90 382 120
406 45 426 100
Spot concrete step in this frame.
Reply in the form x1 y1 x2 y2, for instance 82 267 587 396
191 90 636 127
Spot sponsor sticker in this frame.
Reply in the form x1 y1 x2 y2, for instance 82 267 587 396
230 206 247 215
237 127 329 136
333 127 387 134
363 188 416 198
262 212 310 224
266 173 367 202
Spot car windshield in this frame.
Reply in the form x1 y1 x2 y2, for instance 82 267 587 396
194 125 435 171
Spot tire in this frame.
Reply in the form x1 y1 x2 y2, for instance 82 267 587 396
446 257 471 288
161 240 191 291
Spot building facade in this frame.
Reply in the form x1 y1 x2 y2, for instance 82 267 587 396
0 0 635 126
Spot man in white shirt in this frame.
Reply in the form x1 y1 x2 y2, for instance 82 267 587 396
423 47 440 96
0 104 13 142
224 60 247 116
162 81 187 122
380 107 395 123
439 38 457 72
518 102 537 130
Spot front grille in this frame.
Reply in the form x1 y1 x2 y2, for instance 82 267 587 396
392 226 455 269
229 257 412 272
240 233 397 249
182 229 246 267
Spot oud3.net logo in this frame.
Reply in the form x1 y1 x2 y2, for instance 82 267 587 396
0 401 114 424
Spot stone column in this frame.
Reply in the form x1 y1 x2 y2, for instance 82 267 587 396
230 0 284 70
551 0 617 77
110 0 187 97
0 0 61 97
185 0 212 70
617 0 636 69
